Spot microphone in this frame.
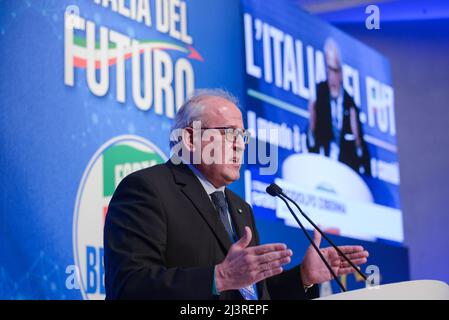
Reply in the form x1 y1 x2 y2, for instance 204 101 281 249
266 183 368 292
266 183 283 197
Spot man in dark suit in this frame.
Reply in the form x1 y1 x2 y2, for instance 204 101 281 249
104 89 369 300
307 38 371 175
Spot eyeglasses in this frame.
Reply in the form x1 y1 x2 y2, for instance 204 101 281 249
188 126 251 144
327 65 342 74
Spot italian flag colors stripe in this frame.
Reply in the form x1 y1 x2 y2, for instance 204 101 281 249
72 35 203 69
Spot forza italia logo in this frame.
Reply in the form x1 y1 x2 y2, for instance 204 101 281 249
73 135 167 300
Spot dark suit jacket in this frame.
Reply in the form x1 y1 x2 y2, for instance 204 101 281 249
308 81 371 176
104 159 319 300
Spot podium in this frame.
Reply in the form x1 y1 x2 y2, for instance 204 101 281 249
316 280 449 300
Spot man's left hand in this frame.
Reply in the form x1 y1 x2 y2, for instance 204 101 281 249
300 229 369 286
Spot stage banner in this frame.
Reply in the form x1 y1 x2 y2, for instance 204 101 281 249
242 0 402 243
0 0 245 299
241 0 408 292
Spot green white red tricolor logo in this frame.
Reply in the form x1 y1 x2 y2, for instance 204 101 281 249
72 35 203 69
73 135 167 300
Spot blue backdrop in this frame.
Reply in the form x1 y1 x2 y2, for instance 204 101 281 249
0 0 409 299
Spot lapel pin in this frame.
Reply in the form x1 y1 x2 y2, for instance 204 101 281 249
238 208 243 214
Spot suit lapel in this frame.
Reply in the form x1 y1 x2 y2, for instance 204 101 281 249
168 160 266 300
168 160 233 252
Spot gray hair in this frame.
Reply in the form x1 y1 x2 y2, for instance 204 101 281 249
169 88 239 147
324 37 342 66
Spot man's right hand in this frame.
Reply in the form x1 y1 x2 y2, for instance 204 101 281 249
214 226 292 293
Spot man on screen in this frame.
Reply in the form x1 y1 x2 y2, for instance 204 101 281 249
104 89 369 299
307 38 371 175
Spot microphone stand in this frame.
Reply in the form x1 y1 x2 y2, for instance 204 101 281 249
267 183 369 292
277 192 347 292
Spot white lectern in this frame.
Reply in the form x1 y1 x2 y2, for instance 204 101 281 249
316 280 449 300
